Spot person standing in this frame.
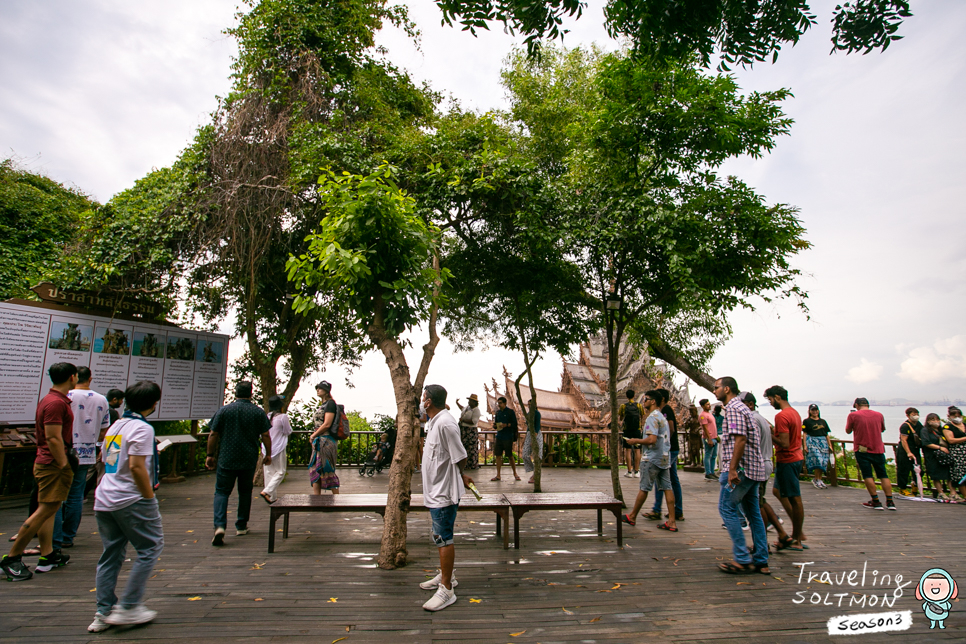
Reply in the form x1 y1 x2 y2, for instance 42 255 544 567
522 399 543 484
418 384 473 611
309 381 341 494
649 389 683 521
764 385 805 550
896 407 922 496
621 390 677 532
714 376 769 575
492 397 520 481
206 381 272 545
802 404 833 489
699 399 718 480
618 390 644 477
259 396 292 504
88 381 164 633
2 363 78 582
741 393 792 549
455 394 482 470
60 367 111 548
845 397 895 510
941 407 966 499
920 414 951 500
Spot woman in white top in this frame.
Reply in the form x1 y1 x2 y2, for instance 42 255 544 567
260 395 293 503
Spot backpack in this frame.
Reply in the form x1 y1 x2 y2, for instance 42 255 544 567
622 402 643 432
332 401 350 441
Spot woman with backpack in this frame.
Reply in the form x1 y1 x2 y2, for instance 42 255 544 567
309 381 340 495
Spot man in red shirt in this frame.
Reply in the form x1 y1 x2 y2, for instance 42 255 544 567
764 385 805 551
2 362 79 582
845 397 895 510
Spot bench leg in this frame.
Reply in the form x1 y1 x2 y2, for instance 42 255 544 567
499 510 509 550
283 511 290 539
597 508 603 536
269 509 277 553
613 509 623 547
496 513 501 539
512 509 527 550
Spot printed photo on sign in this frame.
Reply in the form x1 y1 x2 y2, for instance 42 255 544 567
48 321 92 352
93 327 131 355
133 331 164 358
196 340 223 363
166 335 196 361
103 433 123 473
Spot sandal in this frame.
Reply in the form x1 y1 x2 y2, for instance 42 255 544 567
621 513 636 526
491 477 501 481
642 511 662 520
260 492 273 504
718 561 756 575
657 522 678 532
755 563 771 575
514 475 521 481
23 547 41 556
774 535 794 551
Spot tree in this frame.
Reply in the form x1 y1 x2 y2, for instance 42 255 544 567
0 160 96 301
502 46 809 502
288 165 446 568
433 0 912 67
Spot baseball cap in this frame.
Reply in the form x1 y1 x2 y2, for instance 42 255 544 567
739 391 756 404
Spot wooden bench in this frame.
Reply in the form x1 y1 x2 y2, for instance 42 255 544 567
268 493 510 552
501 492 623 549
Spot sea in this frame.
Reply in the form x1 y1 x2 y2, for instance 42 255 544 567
753 405 956 445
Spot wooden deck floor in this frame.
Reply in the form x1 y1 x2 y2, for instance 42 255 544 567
1 466 964 643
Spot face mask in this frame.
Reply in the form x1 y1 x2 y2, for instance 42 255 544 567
910 415 919 422
929 422 940 429
953 417 964 425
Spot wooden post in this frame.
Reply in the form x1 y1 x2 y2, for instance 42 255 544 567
187 420 199 475
830 439 839 487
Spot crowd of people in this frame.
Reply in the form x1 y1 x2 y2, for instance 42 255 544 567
4 361 965 628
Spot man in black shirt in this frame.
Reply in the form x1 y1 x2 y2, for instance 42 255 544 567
206 381 271 545
647 389 683 521
896 407 922 496
492 397 520 481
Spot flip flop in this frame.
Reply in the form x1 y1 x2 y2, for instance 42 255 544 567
774 535 794 551
490 477 501 481
621 513 636 526
260 492 273 504
719 561 756 575
514 475 522 481
657 522 678 532
642 511 662 520
22 547 41 556
755 563 771 575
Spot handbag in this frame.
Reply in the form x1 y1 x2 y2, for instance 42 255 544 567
936 441 955 466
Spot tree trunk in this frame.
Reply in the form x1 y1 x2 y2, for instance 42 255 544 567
512 354 541 494
648 336 715 392
605 312 625 507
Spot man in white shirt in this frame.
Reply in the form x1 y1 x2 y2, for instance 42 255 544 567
418 384 474 612
60 367 110 548
88 381 164 633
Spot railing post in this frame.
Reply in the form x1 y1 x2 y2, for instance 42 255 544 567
830 439 839 487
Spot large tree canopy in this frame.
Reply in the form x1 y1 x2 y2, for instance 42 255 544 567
434 0 912 67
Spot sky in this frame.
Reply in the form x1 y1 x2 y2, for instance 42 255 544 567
2 0 965 418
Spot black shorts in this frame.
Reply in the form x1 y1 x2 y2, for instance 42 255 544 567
775 461 803 498
855 451 887 479
494 438 515 457
623 429 642 450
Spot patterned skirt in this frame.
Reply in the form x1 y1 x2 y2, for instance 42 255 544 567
309 435 340 490
804 434 830 473
522 431 544 473
949 442 966 485
460 424 480 469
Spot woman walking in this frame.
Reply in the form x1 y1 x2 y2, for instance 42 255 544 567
309 381 340 495
941 406 966 500
456 394 482 469
921 414 951 501
260 396 292 504
802 404 832 489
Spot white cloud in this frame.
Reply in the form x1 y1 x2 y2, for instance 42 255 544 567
897 335 966 384
846 359 883 384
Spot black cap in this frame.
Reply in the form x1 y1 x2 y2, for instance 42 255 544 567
316 380 332 393
808 404 819 411
739 391 756 404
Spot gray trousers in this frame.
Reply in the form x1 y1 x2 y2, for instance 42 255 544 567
95 498 164 614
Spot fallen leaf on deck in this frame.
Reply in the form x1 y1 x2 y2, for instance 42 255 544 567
596 590 611 593
254 598 264 601
332 638 347 643
510 630 526 636
186 530 194 533
562 607 574 615
590 616 601 623
469 521 476 524
736 582 751 585
611 584 622 590
89 588 96 592
470 598 482 603
815 580 831 585
346 626 351 632
773 577 784 582
188 596 202 601
251 562 266 570
328 598 338 603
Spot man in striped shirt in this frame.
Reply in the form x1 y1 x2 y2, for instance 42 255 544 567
714 376 769 575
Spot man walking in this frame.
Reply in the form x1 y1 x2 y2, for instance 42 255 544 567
699 399 718 479
846 397 895 510
60 367 111 548
618 390 644 477
418 384 474 611
764 385 805 551
896 407 922 496
650 389 683 521
88 381 164 632
492 397 520 481
714 376 768 575
206 381 272 545
741 393 794 549
621 390 677 532
2 363 78 581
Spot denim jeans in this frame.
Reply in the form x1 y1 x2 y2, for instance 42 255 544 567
95 498 164 614
55 464 89 545
651 451 683 515
718 472 768 566
213 467 255 530
703 441 718 476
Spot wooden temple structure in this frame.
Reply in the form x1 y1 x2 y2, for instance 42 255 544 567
483 334 696 433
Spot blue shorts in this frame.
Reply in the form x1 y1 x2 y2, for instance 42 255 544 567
775 461 803 498
429 504 459 547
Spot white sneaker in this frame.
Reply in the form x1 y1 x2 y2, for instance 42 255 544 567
88 612 111 633
236 528 250 536
420 570 458 590
422 585 457 611
634 471 640 478
812 480 821 489
103 604 157 626
212 527 226 546
624 471 634 478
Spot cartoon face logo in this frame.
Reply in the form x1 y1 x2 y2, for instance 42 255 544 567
917 568 958 630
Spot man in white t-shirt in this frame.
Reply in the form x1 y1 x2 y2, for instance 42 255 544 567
88 381 164 633
59 367 110 548
418 384 473 612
